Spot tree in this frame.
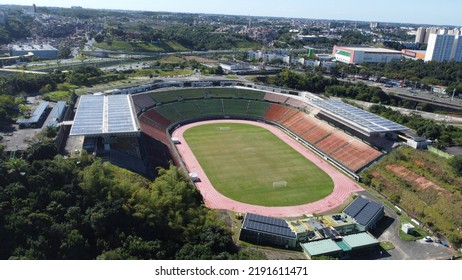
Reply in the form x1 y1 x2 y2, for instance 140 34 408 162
449 156 462 177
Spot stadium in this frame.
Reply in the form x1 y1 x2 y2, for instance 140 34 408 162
70 81 409 217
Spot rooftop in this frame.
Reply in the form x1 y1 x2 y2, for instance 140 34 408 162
70 95 139 136
10 44 58 51
343 197 384 227
312 99 409 135
323 214 356 228
338 46 402 54
342 232 379 249
243 213 296 239
301 239 342 257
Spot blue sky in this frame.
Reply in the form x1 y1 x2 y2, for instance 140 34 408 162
4 0 462 26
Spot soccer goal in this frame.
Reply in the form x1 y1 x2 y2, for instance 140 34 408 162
219 126 231 131
272 180 288 189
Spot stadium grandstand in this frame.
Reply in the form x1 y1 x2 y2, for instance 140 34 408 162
71 80 409 179
131 85 410 177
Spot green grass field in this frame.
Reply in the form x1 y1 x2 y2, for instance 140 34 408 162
184 123 334 206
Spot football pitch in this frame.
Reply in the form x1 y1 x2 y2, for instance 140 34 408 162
183 123 334 207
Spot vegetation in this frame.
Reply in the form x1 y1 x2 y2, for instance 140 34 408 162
449 156 462 177
183 123 333 206
341 60 462 93
369 105 462 147
42 90 72 102
0 13 33 44
94 40 189 52
0 143 264 259
361 147 462 247
255 69 339 93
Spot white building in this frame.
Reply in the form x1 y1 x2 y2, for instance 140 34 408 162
10 44 58 59
332 46 402 64
425 31 462 62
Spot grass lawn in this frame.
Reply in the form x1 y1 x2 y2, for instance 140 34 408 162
184 123 334 206
42 90 72 102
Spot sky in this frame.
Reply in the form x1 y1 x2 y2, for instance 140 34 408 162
2 0 462 26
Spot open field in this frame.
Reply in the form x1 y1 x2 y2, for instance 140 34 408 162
94 40 189 52
183 123 334 206
362 146 462 246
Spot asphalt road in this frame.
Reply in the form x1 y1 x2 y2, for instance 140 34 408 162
357 191 455 260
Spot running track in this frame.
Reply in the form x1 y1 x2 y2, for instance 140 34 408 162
172 120 363 218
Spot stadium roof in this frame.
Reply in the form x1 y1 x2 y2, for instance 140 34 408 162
70 95 139 136
301 239 342 257
16 101 49 125
342 232 379 249
243 213 296 239
312 99 409 135
343 197 384 228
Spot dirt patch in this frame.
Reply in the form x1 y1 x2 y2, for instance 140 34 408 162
385 164 447 194
240 247 307 260
413 160 425 167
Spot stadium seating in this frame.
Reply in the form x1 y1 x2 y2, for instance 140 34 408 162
263 104 288 121
139 88 383 174
132 94 156 113
264 92 289 103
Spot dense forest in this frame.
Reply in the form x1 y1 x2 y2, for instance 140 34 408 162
0 143 264 260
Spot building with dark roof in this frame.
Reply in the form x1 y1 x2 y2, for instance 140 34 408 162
239 213 298 248
343 197 384 230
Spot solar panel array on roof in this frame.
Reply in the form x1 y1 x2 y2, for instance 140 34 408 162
243 213 296 238
343 197 369 218
70 96 104 135
343 197 384 228
107 95 136 133
354 201 383 227
70 95 139 136
312 99 409 134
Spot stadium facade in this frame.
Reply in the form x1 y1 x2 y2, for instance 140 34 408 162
332 46 402 64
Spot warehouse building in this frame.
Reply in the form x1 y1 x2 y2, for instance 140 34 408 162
10 44 58 59
333 46 402 64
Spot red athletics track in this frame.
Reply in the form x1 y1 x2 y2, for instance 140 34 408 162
172 120 363 218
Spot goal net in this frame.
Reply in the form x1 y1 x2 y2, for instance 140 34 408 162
219 126 231 131
272 180 287 189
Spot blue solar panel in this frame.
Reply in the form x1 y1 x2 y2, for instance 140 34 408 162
354 201 383 227
343 197 368 218
70 95 138 136
313 99 409 133
70 96 104 135
343 197 384 228
243 213 296 238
